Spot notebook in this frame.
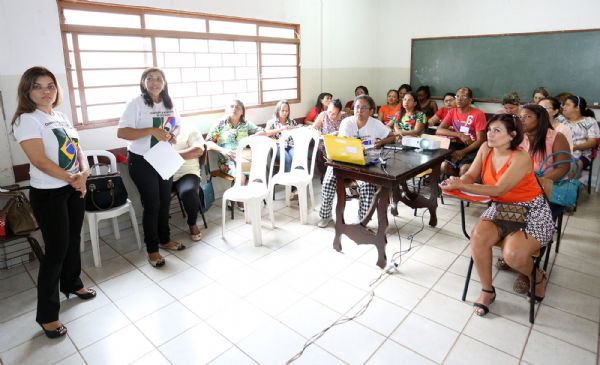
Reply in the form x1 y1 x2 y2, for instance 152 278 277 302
323 135 378 166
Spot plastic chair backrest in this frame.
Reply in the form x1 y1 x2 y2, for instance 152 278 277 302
279 127 320 176
234 136 277 186
86 150 117 175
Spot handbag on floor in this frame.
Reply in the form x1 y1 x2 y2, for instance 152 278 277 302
0 188 39 235
85 163 128 211
536 151 580 208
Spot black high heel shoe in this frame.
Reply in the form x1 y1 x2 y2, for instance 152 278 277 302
39 323 67 339
64 288 97 300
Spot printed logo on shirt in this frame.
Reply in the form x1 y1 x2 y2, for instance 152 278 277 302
150 112 175 147
52 128 79 170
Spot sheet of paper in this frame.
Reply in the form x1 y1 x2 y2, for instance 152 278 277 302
143 141 184 180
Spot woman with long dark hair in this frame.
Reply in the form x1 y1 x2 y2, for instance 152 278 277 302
305 92 332 124
390 91 427 138
561 95 599 172
441 114 553 316
117 67 184 268
12 66 95 338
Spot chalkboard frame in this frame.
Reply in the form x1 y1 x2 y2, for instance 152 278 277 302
410 28 600 109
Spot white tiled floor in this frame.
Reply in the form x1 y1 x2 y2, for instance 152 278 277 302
1 180 599 365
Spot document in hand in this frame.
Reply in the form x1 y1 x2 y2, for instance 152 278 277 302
143 141 184 180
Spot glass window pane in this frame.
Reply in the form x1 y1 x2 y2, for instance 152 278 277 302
87 103 126 121
261 43 297 55
261 66 296 78
82 69 142 87
64 9 140 28
78 35 151 51
212 94 237 109
209 40 234 53
237 92 258 105
263 89 297 102
209 20 256 36
155 38 179 52
234 41 256 53
258 26 295 39
80 52 152 69
180 39 208 52
170 82 198 97
145 14 206 32
85 86 139 105
262 78 297 91
261 54 297 66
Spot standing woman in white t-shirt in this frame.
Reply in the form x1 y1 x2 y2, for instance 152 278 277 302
117 68 185 268
12 66 96 339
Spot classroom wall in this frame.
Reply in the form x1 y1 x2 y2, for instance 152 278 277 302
2 0 600 185
377 0 600 113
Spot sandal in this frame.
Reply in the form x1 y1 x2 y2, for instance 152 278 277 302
473 286 496 317
148 252 165 267
190 226 202 242
496 257 511 271
159 241 186 251
527 271 547 303
513 274 529 294
39 322 68 339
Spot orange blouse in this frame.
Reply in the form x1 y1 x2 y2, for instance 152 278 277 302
378 104 401 123
482 149 542 203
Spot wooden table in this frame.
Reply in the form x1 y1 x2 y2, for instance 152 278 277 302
327 148 451 268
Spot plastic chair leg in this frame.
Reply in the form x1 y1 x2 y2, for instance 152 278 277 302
249 200 262 246
128 205 142 251
87 216 101 267
298 184 308 224
112 217 120 240
221 198 228 238
285 185 292 207
309 182 315 211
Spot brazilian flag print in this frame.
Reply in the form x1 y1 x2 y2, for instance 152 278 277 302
52 128 79 170
151 116 163 147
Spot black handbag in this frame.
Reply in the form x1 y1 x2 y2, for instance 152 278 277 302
85 164 128 211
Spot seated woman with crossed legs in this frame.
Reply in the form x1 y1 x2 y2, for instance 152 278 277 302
440 114 553 316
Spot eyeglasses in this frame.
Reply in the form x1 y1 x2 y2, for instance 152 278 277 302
354 106 371 111
455 95 469 100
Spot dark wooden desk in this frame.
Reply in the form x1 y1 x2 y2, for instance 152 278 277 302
327 148 451 268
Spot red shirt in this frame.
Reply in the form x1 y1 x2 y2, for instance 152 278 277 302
441 107 486 143
435 107 451 121
305 107 320 123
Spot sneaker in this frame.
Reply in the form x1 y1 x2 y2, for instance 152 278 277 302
317 218 333 228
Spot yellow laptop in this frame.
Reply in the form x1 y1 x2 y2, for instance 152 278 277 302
323 135 376 166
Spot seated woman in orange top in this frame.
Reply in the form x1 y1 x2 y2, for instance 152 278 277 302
440 114 553 316
378 89 401 125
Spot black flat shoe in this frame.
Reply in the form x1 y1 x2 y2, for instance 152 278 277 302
65 288 97 300
39 323 67 339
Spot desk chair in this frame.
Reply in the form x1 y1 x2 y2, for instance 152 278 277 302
81 150 141 267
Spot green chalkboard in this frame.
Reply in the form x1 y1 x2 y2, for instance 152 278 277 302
410 29 600 106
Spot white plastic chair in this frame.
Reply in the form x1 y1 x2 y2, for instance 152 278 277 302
268 128 319 224
81 150 141 267
221 136 277 246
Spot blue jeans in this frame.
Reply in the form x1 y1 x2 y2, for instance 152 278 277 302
276 146 294 172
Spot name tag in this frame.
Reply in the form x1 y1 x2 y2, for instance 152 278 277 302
459 125 470 134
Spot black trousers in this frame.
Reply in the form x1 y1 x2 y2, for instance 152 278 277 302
173 174 200 227
128 152 172 253
30 185 85 324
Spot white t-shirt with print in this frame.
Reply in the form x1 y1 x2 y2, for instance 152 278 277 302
13 109 81 189
567 116 599 159
118 95 181 155
338 115 390 142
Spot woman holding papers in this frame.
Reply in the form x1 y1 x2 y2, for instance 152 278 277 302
440 114 552 317
12 66 95 339
117 68 184 268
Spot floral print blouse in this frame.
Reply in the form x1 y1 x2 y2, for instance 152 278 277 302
206 117 263 175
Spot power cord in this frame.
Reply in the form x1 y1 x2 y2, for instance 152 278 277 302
285 209 429 364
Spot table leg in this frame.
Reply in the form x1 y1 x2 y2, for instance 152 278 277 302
395 166 442 227
333 175 347 252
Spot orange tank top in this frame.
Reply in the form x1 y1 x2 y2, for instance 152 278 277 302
482 149 542 203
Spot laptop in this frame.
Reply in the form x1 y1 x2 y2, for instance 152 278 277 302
323 135 378 166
